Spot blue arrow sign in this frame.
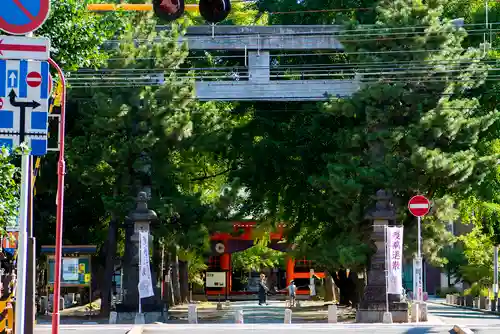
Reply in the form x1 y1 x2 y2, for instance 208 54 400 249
7 70 18 88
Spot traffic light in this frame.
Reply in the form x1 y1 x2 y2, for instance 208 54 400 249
153 0 185 22
199 0 231 23
152 0 231 23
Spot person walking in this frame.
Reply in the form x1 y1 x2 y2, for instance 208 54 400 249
287 280 297 307
258 273 269 306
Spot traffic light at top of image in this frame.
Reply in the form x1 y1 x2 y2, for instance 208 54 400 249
153 0 186 22
153 0 231 23
199 0 232 24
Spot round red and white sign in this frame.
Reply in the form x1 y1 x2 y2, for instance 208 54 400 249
408 195 430 217
0 98 3 109
26 71 42 88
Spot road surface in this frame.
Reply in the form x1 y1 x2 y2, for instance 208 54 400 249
35 324 132 334
33 300 500 333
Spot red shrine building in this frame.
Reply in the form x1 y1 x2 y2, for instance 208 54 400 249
206 221 324 299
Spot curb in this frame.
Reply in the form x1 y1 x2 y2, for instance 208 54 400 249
452 324 474 334
127 325 144 334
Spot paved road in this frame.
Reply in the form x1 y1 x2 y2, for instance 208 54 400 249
427 301 500 333
140 323 492 334
31 300 500 333
34 324 132 334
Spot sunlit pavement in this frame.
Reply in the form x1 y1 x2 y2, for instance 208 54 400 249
32 300 500 333
34 324 132 334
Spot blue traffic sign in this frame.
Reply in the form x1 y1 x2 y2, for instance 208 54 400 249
0 59 50 156
0 0 50 35
7 70 18 88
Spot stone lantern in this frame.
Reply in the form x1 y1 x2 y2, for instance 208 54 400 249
120 192 159 314
356 190 409 323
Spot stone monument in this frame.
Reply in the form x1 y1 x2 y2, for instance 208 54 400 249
116 192 164 323
356 190 409 323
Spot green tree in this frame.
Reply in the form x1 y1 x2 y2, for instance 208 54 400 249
0 148 19 231
218 0 500 304
231 244 284 272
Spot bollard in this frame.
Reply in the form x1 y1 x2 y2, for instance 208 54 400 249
411 303 420 323
234 309 244 324
327 304 337 323
284 308 292 324
134 313 145 324
188 304 198 324
109 311 118 324
382 312 393 324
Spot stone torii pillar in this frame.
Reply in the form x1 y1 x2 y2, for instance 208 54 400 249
121 192 159 312
356 190 409 323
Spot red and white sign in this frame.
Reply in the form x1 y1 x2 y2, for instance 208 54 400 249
0 35 50 60
408 195 430 217
0 97 3 109
26 71 42 87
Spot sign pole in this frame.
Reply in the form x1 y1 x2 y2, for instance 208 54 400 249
417 216 422 302
384 225 389 314
48 58 66 334
408 195 430 303
15 150 30 334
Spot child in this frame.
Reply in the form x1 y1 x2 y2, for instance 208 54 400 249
287 280 297 307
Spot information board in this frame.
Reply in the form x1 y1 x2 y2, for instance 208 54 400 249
206 271 226 288
48 257 91 286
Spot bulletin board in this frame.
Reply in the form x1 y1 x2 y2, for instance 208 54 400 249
47 256 91 287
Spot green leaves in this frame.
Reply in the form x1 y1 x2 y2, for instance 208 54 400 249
39 0 127 71
0 148 18 231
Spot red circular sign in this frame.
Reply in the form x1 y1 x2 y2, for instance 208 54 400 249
0 0 51 35
408 195 430 217
26 71 42 88
0 98 3 109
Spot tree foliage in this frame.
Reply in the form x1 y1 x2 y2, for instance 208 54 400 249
0 149 19 231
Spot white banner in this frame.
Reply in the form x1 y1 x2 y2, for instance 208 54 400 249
138 230 155 299
386 227 403 294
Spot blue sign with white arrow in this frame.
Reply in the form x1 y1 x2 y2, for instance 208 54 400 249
7 70 18 88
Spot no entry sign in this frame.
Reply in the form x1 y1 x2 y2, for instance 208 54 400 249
408 195 430 217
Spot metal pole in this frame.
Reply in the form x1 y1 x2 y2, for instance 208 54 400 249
384 225 389 314
417 216 422 302
48 58 67 334
15 152 30 334
24 156 36 334
139 235 142 315
493 245 498 311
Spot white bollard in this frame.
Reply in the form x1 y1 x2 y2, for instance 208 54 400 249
284 308 292 324
188 304 198 324
109 311 118 324
411 303 420 323
134 312 145 324
328 304 338 323
382 311 393 324
235 309 244 324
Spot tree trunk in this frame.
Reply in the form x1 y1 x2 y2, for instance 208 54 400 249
99 213 118 316
179 260 190 303
324 272 335 302
333 269 359 307
170 246 181 305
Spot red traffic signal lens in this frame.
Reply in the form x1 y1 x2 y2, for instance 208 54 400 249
153 0 185 22
199 0 231 24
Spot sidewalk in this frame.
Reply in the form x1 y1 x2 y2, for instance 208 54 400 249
427 298 500 329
